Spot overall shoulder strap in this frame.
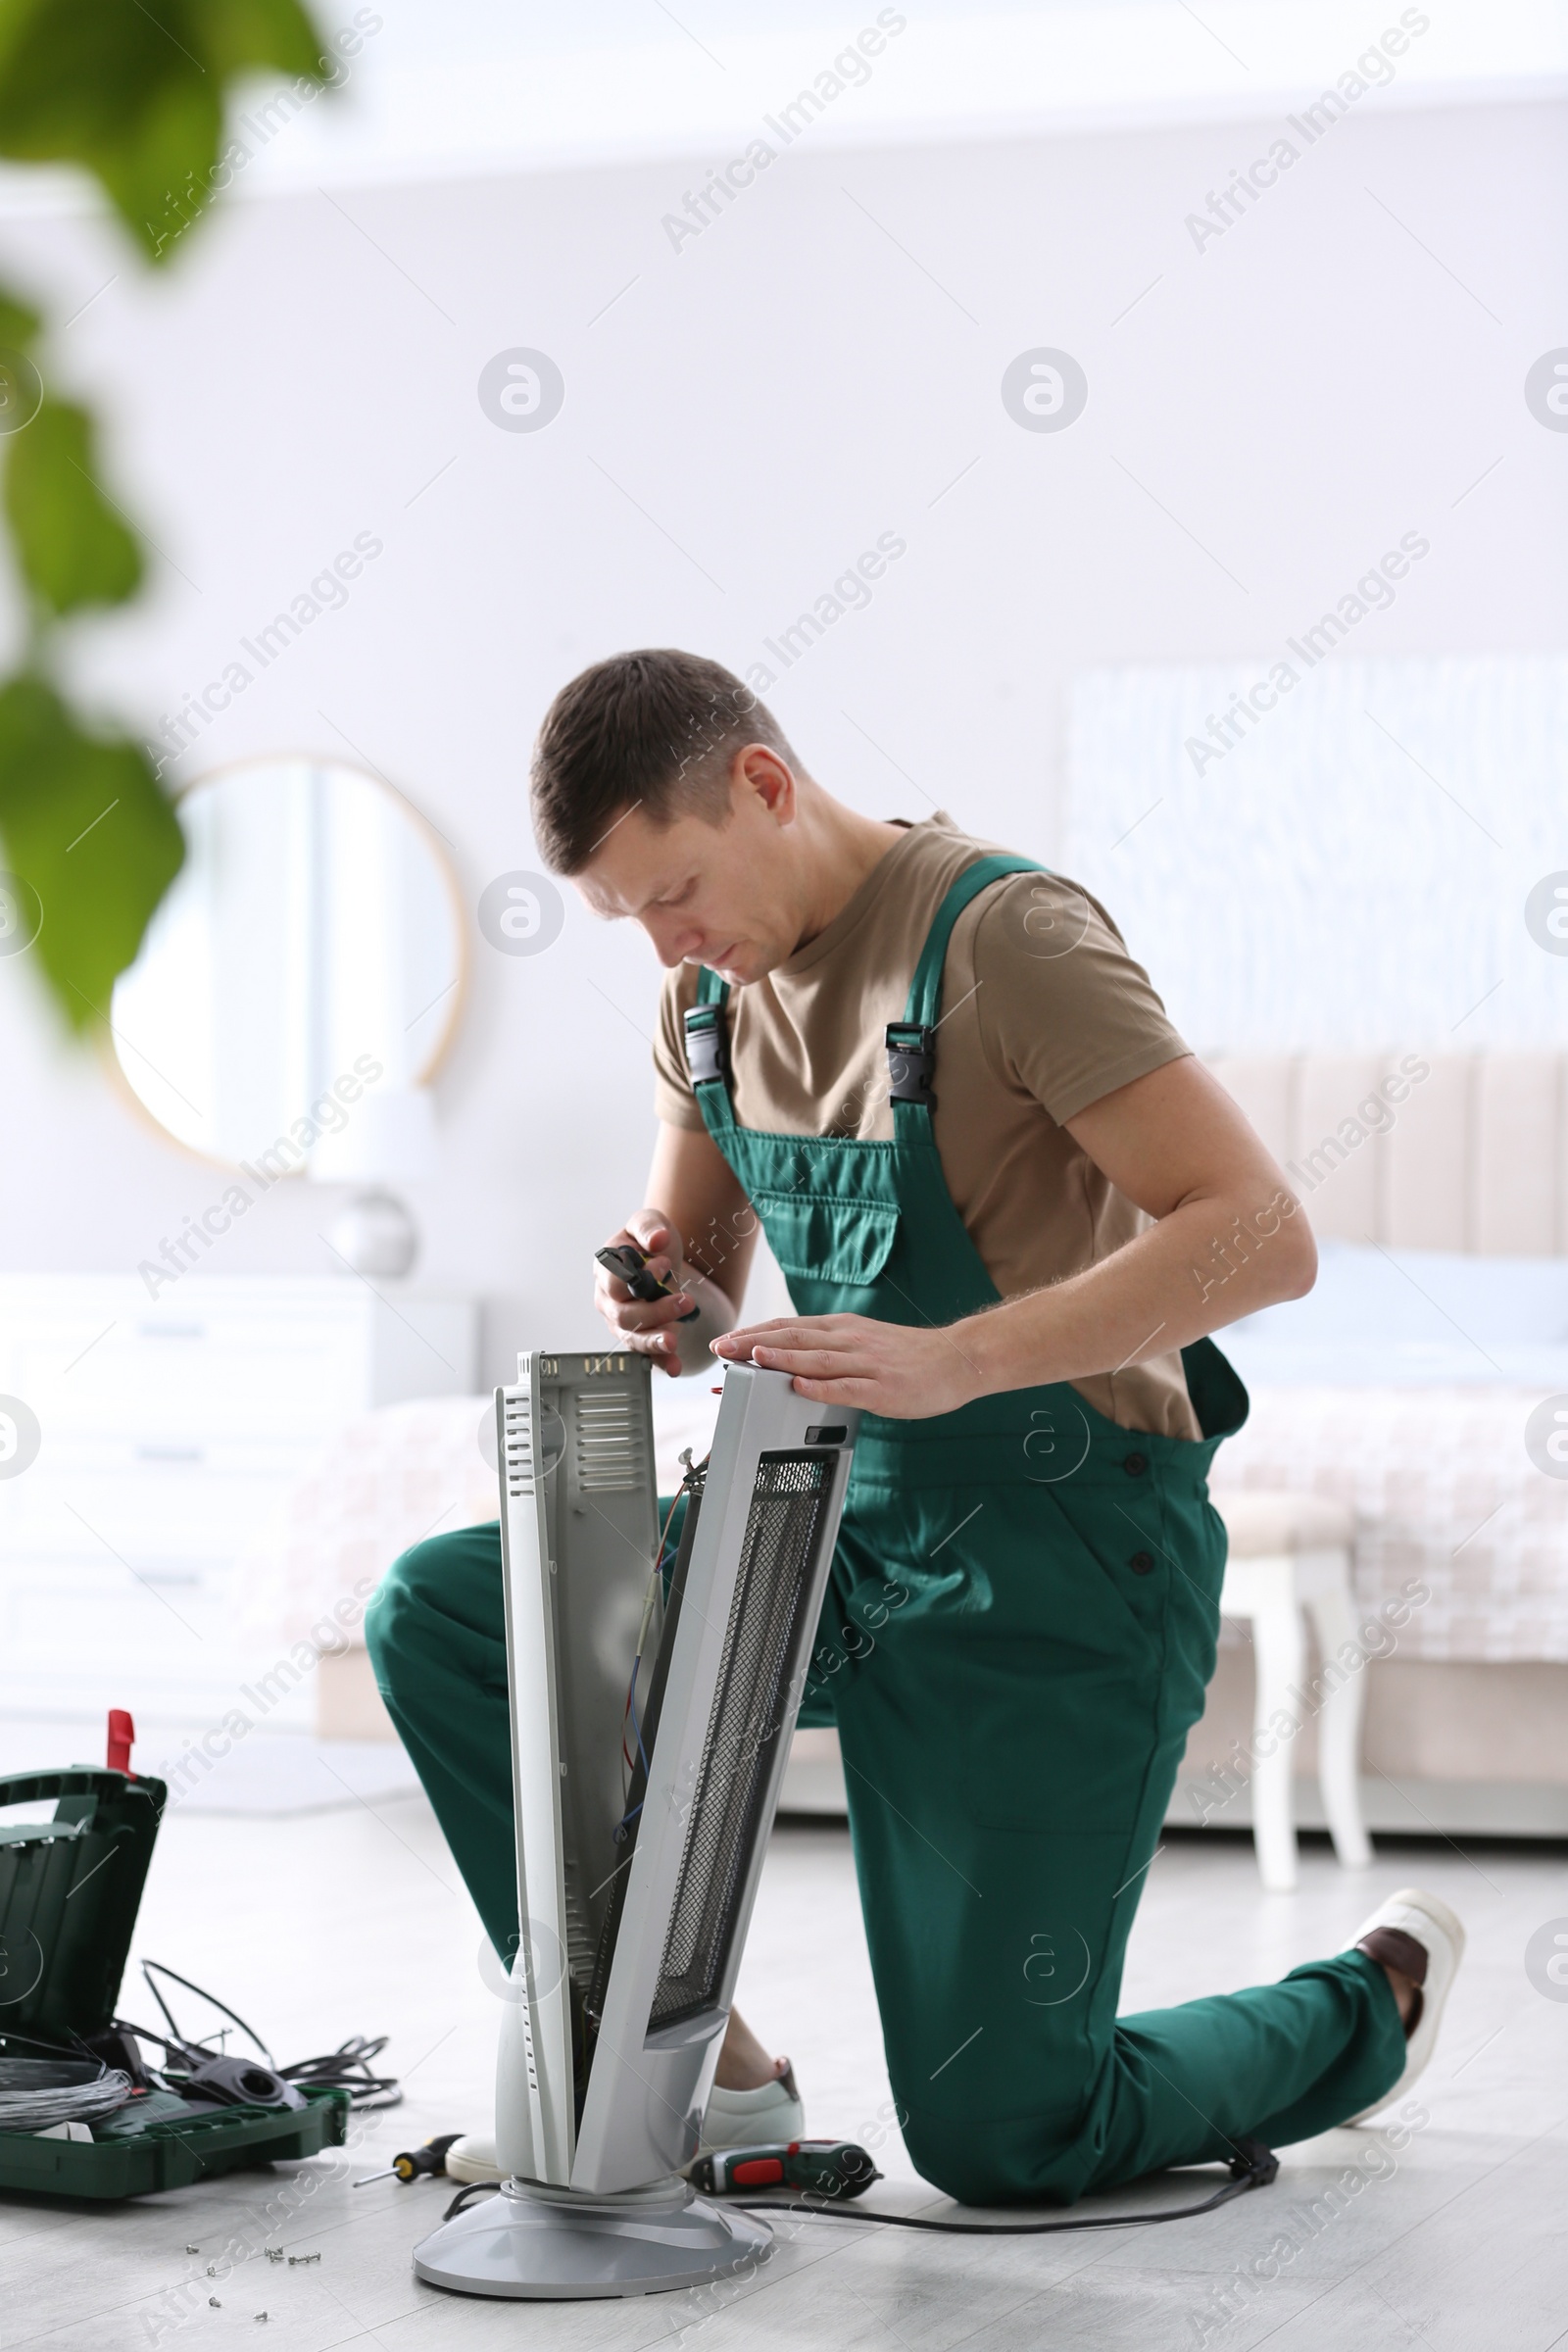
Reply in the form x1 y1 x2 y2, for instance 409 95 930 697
886 853 1047 1121
682 966 733 1102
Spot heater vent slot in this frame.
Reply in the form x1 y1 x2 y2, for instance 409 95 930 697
519 1989 539 2094
649 1451 830 2034
503 1398 534 1499
575 1389 640 1492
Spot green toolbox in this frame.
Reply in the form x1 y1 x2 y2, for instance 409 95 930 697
0 2083 349 2201
0 1747 349 2200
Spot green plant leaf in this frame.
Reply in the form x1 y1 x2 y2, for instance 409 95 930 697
0 0 329 262
0 281 39 351
197 0 327 80
5 400 143 615
0 674 184 1030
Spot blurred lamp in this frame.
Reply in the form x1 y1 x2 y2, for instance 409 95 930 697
312 1087 437 1278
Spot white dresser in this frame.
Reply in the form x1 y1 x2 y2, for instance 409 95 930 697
0 1276 476 1722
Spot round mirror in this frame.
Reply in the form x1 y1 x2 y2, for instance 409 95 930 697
110 758 465 1169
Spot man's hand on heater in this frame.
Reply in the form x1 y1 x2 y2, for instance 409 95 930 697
594 1210 698 1376
711 1313 979 1418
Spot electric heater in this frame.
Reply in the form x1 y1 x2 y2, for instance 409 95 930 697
414 1350 859 2300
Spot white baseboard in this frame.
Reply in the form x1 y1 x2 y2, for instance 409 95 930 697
1169 1772 1568 1839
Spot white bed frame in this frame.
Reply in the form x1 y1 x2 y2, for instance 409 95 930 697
1207 1049 1568 1255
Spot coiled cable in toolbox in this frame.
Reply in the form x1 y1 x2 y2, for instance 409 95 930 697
0 2057 134 2133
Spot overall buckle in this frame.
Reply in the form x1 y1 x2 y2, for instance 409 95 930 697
885 1021 936 1107
684 1004 731 1089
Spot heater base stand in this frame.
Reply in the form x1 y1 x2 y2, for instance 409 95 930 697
413 2174 773 2300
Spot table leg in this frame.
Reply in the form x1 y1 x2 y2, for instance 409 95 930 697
1248 1565 1304 1893
1301 1552 1374 1870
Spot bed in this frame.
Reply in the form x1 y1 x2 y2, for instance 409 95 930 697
1183 1052 1568 1838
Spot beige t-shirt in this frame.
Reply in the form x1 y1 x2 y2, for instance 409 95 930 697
653 813 1200 1440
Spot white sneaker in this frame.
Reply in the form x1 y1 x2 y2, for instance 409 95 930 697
1342 1886 1465 2125
700 2061 804 2153
443 2132 503 2184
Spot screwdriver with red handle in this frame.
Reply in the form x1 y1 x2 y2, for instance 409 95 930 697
687 2140 880 2199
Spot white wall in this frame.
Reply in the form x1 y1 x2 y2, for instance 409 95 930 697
1 94 1563 1378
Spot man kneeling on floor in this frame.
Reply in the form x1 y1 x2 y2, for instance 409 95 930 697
367 651 1464 2204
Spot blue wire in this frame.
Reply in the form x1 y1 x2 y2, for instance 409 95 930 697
626 1656 652 1781
612 1652 657 1845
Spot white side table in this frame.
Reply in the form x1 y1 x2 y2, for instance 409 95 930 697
1212 1489 1374 1892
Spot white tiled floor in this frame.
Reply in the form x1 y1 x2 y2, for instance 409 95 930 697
5 1786 1567 2352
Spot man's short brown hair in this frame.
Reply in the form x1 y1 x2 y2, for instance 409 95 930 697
530 650 797 874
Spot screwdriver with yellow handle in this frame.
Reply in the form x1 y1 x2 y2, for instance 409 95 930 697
352 2132 464 2187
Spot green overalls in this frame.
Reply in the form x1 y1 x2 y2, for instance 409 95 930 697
365 852 1406 2207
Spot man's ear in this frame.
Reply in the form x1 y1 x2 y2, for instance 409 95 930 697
733 742 796 825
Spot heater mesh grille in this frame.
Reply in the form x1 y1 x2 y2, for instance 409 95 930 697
649 1451 831 2033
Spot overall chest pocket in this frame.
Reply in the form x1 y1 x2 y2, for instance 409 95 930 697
752 1189 900 1289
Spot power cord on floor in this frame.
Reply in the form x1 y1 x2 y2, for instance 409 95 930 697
444 2180 504 2220
736 2138 1279 2233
